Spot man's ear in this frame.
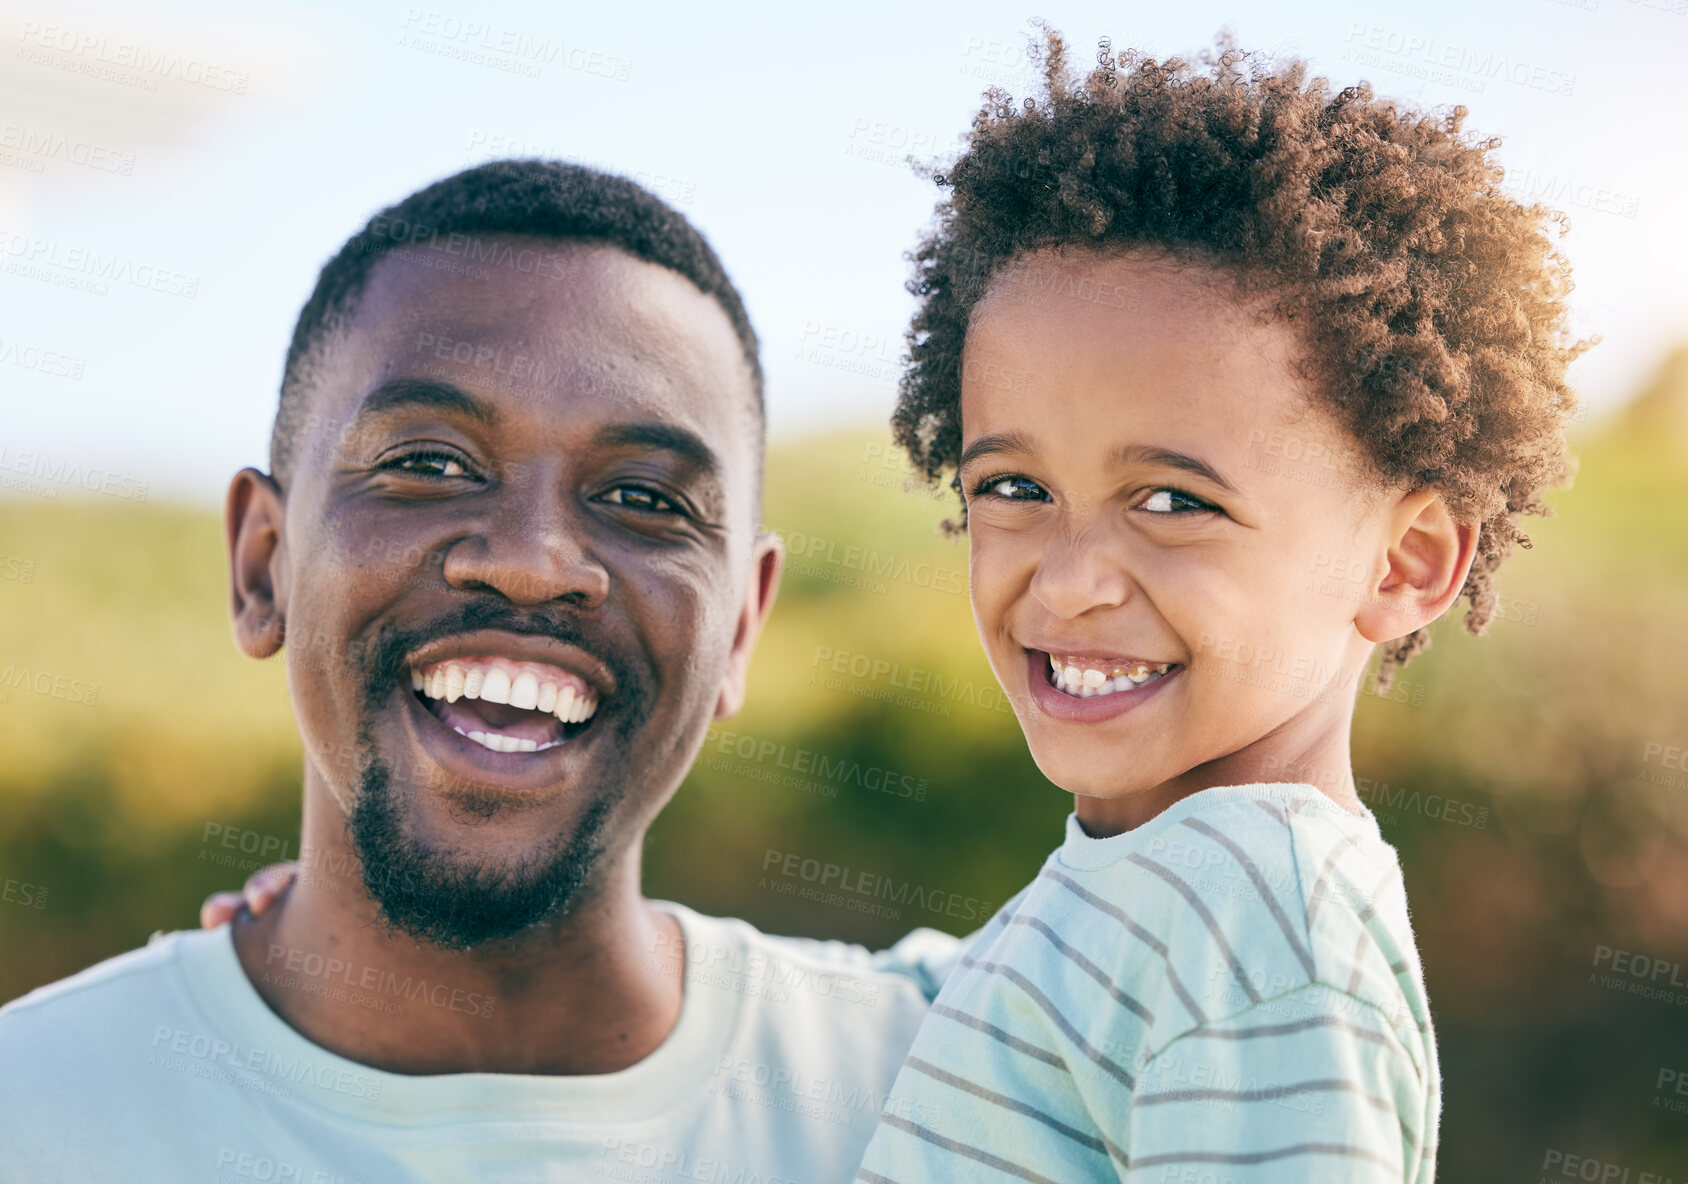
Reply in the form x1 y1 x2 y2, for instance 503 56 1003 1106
226 467 288 659
1355 488 1480 645
713 532 785 720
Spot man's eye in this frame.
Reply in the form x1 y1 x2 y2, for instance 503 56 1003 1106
601 485 679 514
382 450 471 479
1140 487 1218 514
973 474 1048 501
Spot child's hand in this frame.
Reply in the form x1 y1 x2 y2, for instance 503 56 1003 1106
199 863 297 928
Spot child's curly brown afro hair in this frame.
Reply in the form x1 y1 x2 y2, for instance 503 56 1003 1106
894 27 1590 689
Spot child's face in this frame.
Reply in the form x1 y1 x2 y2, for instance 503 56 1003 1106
959 248 1399 823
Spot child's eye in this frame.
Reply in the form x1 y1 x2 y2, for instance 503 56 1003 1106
971 474 1049 501
381 450 473 479
1140 487 1219 515
599 485 680 514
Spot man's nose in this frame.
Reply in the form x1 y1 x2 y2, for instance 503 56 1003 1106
440 469 609 607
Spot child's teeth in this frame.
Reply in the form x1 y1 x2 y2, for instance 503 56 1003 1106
1048 654 1175 699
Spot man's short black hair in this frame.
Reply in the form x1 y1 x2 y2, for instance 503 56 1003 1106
270 158 763 488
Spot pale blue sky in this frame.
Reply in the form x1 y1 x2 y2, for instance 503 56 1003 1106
1 0 1680 504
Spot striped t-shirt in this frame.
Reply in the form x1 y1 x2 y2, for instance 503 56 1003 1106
855 781 1440 1183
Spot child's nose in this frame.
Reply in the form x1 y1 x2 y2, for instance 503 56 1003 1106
1027 528 1134 619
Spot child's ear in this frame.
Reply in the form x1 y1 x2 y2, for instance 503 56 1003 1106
226 467 288 659
713 533 785 720
1354 488 1480 645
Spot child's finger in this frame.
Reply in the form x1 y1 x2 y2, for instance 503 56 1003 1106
199 891 246 930
244 862 300 915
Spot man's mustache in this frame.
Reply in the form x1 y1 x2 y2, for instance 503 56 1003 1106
348 599 634 709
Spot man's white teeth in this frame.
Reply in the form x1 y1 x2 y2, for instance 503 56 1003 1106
509 672 540 710
412 659 600 725
481 667 512 704
451 725 560 753
1048 655 1174 698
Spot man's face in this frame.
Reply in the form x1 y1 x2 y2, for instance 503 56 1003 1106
958 248 1397 809
246 237 769 946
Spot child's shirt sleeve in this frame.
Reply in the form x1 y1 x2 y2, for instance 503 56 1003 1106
1126 983 1437 1182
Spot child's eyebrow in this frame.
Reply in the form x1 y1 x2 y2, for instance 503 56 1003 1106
1109 443 1238 495
957 431 1034 471
959 433 1238 496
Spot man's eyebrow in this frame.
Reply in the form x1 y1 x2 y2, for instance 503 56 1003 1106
351 378 501 429
596 422 720 478
1110 443 1237 494
958 431 1036 471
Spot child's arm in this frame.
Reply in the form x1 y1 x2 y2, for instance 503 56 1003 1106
1126 985 1436 1182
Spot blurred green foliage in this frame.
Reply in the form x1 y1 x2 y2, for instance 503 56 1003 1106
2 349 1687 1176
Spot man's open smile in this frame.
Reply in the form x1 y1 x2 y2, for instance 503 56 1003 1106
392 627 619 782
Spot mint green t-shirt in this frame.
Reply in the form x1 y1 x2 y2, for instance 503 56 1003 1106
0 901 960 1183
856 783 1441 1182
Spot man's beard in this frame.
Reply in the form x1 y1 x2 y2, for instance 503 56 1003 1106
346 735 617 950
340 600 642 951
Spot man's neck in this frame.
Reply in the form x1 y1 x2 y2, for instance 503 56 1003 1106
229 822 684 1077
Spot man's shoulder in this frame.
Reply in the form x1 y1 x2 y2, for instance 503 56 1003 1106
660 901 962 1006
0 928 210 1050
